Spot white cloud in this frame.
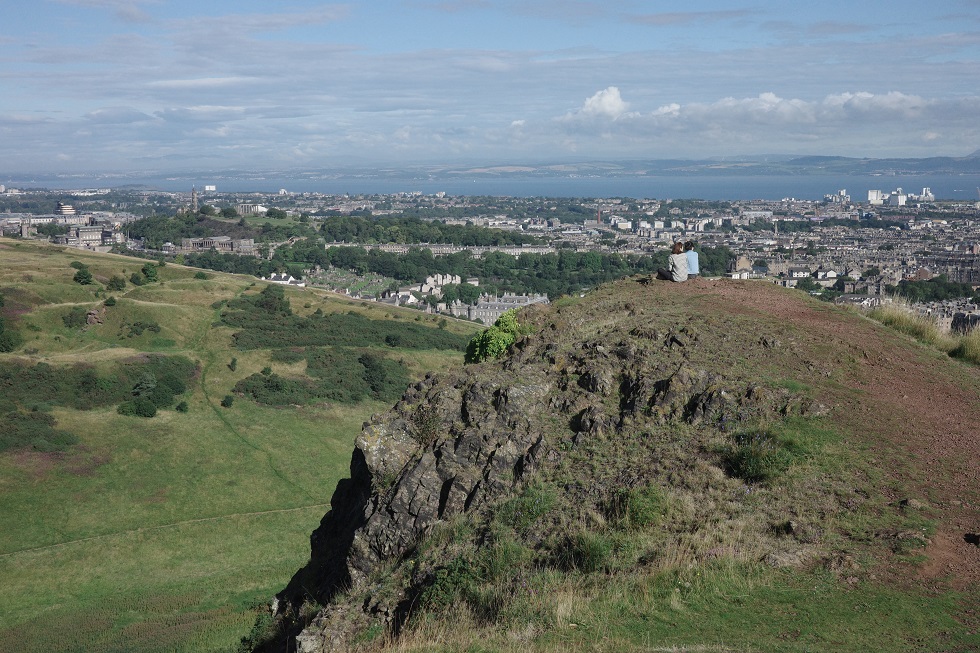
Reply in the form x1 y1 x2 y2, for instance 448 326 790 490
52 0 157 23
85 107 154 123
549 91 980 157
155 106 248 123
579 86 630 119
146 77 256 90
627 10 757 27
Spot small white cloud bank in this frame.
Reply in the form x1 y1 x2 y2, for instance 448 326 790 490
553 89 980 156
578 86 631 119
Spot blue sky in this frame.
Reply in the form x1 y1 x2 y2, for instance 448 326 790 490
2 0 979 172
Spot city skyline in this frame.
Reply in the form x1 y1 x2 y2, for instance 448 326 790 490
3 0 980 172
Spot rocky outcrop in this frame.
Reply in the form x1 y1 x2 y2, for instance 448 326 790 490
266 285 832 652
86 308 105 325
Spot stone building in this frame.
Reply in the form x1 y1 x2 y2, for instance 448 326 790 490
447 293 549 323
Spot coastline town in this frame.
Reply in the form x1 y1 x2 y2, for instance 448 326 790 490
2 184 978 329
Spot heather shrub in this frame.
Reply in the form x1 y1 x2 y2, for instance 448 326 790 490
117 398 157 418
724 431 795 483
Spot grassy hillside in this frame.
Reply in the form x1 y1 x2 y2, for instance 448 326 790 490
260 275 980 652
0 238 478 653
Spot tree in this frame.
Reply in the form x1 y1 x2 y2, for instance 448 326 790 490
795 277 820 293
220 395 235 408
141 263 158 282
0 294 21 352
117 398 157 418
465 309 530 364
63 307 88 329
73 268 94 285
106 275 126 291
863 267 881 278
199 204 216 216
266 208 287 220
0 329 20 353
221 207 239 218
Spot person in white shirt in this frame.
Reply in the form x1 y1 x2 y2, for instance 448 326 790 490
656 242 688 282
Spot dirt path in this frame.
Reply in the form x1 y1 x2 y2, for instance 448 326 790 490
682 278 980 589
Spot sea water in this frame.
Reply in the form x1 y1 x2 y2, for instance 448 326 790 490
6 173 980 201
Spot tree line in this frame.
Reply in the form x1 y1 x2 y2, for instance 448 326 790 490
887 275 980 303
318 215 541 246
187 243 735 299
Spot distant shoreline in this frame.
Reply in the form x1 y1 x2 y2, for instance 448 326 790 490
4 172 980 201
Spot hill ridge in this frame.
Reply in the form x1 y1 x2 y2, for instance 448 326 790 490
259 277 980 652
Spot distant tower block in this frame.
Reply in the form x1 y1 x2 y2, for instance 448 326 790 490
191 187 198 213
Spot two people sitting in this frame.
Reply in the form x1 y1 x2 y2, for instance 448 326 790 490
657 241 699 282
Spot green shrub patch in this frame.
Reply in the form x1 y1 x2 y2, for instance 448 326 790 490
724 430 798 483
0 410 80 453
0 356 197 448
235 348 410 406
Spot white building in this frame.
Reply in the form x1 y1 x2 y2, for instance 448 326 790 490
237 204 268 215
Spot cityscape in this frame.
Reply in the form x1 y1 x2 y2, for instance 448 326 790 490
3 182 979 330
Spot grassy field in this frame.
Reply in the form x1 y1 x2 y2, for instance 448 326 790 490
0 238 478 652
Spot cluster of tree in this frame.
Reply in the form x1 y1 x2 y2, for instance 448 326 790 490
120 320 162 338
318 216 540 246
70 261 94 285
235 348 409 406
127 213 214 249
184 251 279 277
887 275 980 303
0 292 22 353
124 213 316 250
116 369 189 418
0 356 197 446
221 284 469 351
128 262 159 287
35 223 70 237
0 197 59 214
0 356 196 413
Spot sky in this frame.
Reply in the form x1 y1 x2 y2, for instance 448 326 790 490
2 0 980 173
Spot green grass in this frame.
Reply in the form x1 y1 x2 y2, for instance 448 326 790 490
866 301 980 365
392 561 978 652
950 327 980 365
0 238 478 653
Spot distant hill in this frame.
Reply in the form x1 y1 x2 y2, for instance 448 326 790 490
260 277 980 652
